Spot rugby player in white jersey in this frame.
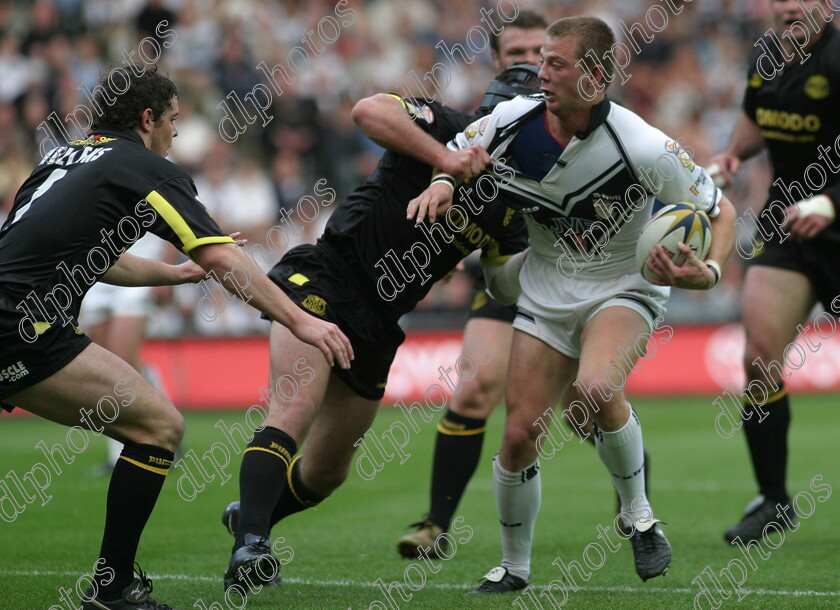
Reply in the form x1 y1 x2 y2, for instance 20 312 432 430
409 16 736 590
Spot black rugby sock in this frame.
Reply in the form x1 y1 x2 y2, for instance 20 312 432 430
428 410 486 530
234 427 297 550
743 384 790 503
95 442 174 599
270 456 325 525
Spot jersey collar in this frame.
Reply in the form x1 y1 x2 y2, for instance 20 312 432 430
90 124 144 145
575 97 611 140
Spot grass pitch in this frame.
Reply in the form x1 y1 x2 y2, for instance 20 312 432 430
2 395 839 609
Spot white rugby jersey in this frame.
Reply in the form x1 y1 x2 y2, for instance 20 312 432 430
450 95 722 279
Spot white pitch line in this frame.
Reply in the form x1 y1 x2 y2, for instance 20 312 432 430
3 570 839 598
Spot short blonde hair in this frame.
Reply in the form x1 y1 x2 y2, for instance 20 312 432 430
545 16 617 87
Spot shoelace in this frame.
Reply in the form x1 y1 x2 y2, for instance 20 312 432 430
132 563 175 610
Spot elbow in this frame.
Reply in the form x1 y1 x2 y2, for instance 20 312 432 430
351 96 375 127
352 93 393 128
191 243 235 274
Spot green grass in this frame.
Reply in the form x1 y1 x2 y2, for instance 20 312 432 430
2 395 839 609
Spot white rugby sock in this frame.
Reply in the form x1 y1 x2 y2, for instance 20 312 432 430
493 455 540 581
595 409 652 525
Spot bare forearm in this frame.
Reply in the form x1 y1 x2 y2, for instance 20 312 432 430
707 197 736 266
193 244 303 328
101 253 185 286
726 112 766 162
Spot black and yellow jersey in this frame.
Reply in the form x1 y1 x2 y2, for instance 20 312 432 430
319 98 528 318
0 125 233 324
744 26 840 213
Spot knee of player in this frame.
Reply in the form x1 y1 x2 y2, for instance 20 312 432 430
127 402 184 451
742 341 779 381
153 407 185 450
503 420 541 449
451 378 499 418
573 376 620 411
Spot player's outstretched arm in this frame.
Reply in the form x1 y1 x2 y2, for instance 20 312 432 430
707 112 766 188
647 195 736 290
190 242 353 368
101 232 249 287
101 252 206 286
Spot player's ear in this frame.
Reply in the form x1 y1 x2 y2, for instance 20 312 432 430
589 63 608 90
139 108 156 133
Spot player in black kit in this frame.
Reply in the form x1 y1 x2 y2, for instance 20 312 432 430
221 65 541 592
0 68 352 610
708 0 840 544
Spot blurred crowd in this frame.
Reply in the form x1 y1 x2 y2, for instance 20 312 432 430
0 0 797 334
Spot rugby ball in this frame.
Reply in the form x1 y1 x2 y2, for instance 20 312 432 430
636 202 712 283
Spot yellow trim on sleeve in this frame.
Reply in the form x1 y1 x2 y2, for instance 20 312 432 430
144 190 234 254
145 190 196 248
182 235 235 254
119 456 170 476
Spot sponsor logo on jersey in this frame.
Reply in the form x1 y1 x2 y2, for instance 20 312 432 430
302 295 327 315
804 74 829 100
755 108 821 132
68 135 118 146
465 118 482 139
748 72 763 88
665 140 695 171
0 360 29 383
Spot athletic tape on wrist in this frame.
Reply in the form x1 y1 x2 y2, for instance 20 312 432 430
704 259 721 288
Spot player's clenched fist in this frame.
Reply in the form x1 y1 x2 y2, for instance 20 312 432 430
438 145 491 181
290 316 354 369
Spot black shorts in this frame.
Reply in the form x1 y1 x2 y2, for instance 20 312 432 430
747 216 840 312
266 244 405 400
0 293 91 410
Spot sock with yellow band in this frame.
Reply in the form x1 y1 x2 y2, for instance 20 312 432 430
428 410 486 530
270 456 325 525
95 442 174 599
234 426 297 550
743 382 790 503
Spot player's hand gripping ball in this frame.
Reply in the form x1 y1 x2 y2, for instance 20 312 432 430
636 202 712 283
